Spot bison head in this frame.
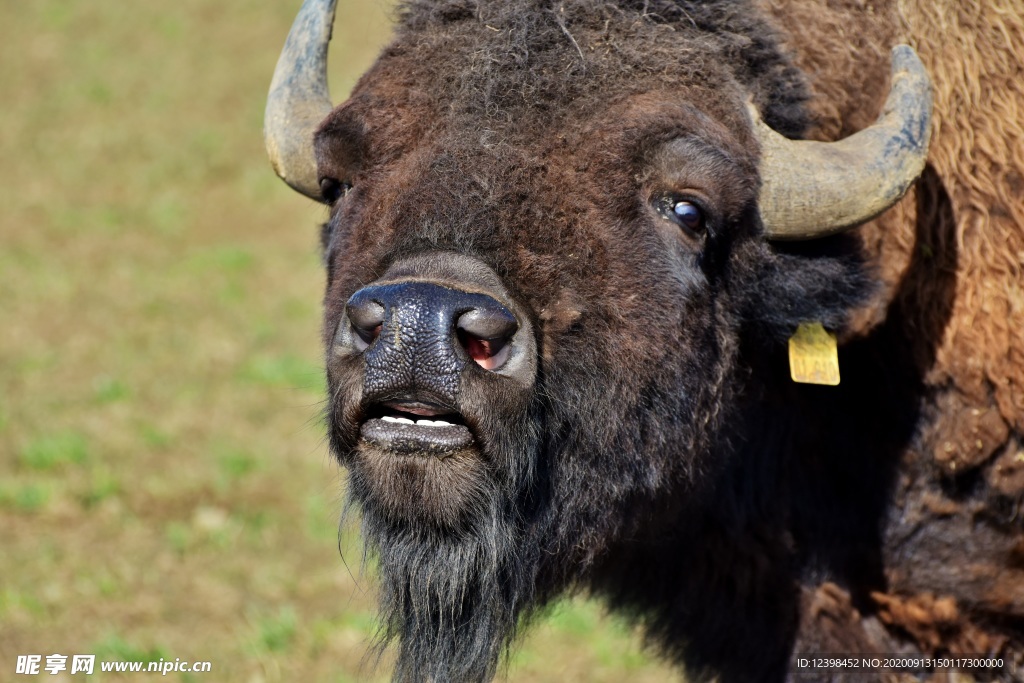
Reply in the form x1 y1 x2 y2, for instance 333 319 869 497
265 0 931 680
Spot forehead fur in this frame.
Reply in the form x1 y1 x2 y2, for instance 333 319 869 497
325 0 812 155
370 0 811 139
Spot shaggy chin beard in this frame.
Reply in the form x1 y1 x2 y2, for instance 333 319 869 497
347 456 538 682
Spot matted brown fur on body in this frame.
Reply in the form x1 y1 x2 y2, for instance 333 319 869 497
759 0 1024 665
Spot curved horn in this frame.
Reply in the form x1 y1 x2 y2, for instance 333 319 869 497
264 0 338 201
755 45 933 240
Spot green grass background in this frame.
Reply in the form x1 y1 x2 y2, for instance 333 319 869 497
0 2 680 681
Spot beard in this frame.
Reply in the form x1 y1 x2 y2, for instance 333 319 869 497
349 464 538 682
341 391 545 683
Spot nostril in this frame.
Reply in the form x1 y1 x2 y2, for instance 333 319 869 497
456 306 518 371
458 331 511 370
346 296 385 352
352 323 382 351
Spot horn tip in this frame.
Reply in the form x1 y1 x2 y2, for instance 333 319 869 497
890 44 919 64
888 45 931 90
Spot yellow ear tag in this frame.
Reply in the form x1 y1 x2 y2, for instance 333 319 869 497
788 322 840 386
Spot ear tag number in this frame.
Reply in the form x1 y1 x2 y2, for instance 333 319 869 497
788 322 840 386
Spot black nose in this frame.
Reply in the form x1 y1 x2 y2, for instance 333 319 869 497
342 281 519 373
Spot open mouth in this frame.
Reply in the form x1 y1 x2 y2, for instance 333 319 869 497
360 400 475 454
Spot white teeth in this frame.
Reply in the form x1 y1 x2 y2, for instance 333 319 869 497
380 415 455 427
416 419 453 427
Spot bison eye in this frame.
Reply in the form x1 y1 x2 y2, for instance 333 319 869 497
657 196 706 235
672 201 703 230
319 177 351 204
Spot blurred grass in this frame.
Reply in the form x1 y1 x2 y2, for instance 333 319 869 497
0 1 678 681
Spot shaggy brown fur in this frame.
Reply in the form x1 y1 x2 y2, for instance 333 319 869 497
756 0 1024 665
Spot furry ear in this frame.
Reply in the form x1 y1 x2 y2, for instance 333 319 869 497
731 233 874 345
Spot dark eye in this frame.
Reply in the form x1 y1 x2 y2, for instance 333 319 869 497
319 177 351 204
672 201 703 230
659 197 705 234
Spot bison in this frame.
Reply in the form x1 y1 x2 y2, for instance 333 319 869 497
263 0 1024 680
